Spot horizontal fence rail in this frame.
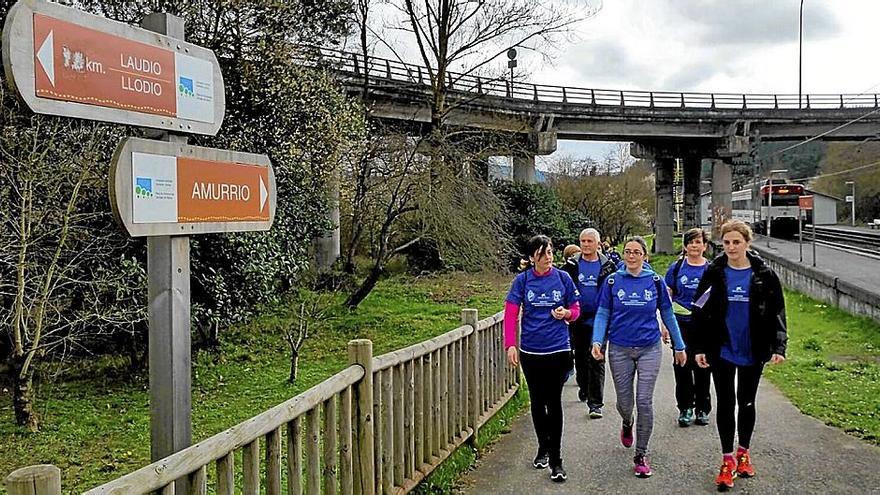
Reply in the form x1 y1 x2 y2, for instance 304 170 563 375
297 46 880 112
7 309 517 495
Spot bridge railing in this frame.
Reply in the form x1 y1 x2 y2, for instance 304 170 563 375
301 46 880 111
6 309 517 495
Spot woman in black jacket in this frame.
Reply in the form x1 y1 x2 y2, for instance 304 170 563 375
691 220 787 491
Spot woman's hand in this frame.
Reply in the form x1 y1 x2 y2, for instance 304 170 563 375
591 343 605 361
695 353 709 368
769 353 785 365
673 350 687 366
507 346 519 367
551 306 570 320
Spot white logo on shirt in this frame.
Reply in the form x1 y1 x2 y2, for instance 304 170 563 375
527 290 535 301
578 273 585 282
644 289 653 301
617 289 626 300
680 275 689 285
552 290 562 302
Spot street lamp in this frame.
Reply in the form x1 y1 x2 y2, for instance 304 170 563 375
766 169 788 243
799 0 804 108
845 180 856 226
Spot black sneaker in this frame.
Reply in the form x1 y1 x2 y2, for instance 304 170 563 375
533 452 549 469
678 408 694 427
589 406 603 419
695 410 710 425
550 463 568 482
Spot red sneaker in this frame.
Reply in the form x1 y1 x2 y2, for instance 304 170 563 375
736 449 756 478
715 456 736 491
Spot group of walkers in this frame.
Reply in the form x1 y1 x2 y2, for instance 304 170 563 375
503 220 788 490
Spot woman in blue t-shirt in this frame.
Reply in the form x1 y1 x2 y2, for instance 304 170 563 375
504 235 580 483
663 228 712 427
590 236 687 479
690 220 787 491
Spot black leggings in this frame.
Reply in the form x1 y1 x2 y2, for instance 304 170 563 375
520 350 572 464
711 358 764 453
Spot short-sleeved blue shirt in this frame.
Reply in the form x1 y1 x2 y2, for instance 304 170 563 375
722 266 754 366
576 258 602 322
597 269 672 348
506 267 580 354
664 259 708 320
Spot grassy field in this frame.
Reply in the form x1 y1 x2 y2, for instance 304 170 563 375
650 245 880 446
0 272 518 492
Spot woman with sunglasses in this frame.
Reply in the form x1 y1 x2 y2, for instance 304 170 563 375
591 236 687 478
504 235 581 483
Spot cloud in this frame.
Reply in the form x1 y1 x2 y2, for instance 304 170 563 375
667 0 839 46
562 39 653 87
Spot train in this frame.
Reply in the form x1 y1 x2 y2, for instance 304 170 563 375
730 181 819 237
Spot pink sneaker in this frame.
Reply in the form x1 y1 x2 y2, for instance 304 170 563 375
620 423 634 448
633 454 653 478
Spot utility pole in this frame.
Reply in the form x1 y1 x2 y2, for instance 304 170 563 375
799 0 804 108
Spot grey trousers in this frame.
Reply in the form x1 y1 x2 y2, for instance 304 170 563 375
608 341 663 456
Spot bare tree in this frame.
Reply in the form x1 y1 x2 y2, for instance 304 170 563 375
283 291 331 385
0 87 141 430
389 0 601 134
340 131 507 308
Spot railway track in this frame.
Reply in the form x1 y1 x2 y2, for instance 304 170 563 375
800 225 880 259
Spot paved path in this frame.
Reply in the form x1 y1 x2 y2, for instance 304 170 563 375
460 350 880 494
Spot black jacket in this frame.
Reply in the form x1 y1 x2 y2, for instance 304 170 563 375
562 252 618 323
691 251 787 364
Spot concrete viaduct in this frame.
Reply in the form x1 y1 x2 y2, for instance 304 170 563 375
312 47 880 254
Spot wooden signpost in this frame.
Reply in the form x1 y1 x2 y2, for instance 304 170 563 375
2 0 225 134
3 2 267 493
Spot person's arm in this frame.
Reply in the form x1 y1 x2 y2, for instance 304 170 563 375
659 306 685 351
566 301 580 322
503 301 520 349
592 306 609 345
591 281 612 345
768 270 788 359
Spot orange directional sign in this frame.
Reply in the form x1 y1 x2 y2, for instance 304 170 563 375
3 0 225 135
798 195 814 210
111 138 275 237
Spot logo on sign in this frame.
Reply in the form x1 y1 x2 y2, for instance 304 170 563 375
135 177 153 198
178 76 195 97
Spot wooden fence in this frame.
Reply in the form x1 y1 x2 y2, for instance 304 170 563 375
5 309 518 495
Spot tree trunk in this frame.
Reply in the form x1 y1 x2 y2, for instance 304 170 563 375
12 358 39 432
289 348 299 385
345 262 382 309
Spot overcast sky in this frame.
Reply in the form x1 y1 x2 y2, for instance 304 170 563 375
524 0 880 166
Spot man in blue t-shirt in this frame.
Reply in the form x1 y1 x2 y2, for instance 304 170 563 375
562 228 617 418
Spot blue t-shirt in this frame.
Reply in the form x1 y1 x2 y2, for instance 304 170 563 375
596 270 672 348
722 266 754 366
506 267 580 354
576 258 602 323
664 259 708 320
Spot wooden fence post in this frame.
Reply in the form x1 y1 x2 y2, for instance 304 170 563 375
348 339 375 495
6 465 61 495
462 309 480 445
